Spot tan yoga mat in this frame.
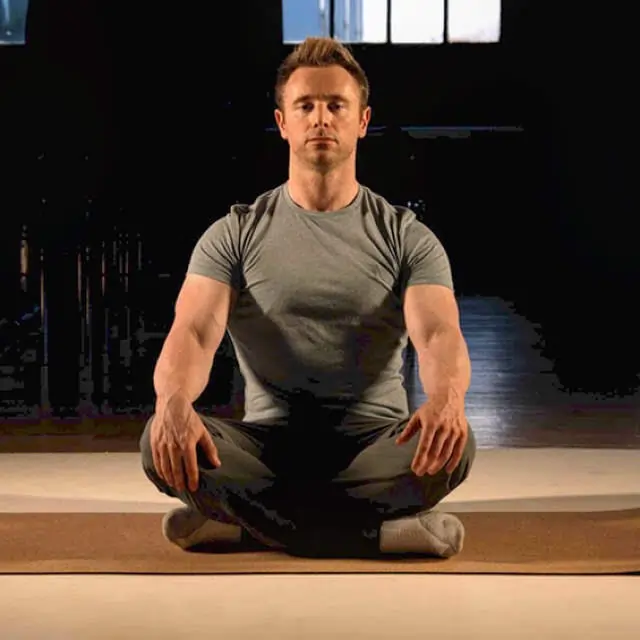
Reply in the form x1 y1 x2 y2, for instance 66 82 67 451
1 509 639 575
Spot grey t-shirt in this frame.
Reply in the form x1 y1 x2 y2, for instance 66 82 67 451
188 183 453 430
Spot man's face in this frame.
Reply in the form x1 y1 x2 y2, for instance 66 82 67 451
275 65 371 172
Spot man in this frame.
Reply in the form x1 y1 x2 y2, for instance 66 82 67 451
140 37 476 559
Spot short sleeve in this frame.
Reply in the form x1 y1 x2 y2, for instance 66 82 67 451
187 215 242 291
401 219 454 292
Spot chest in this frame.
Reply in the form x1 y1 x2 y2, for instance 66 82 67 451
238 223 402 321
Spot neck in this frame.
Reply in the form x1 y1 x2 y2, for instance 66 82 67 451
287 161 359 212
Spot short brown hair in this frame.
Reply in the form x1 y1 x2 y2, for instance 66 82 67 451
275 37 370 110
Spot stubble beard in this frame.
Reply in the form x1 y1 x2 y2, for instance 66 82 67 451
300 146 347 175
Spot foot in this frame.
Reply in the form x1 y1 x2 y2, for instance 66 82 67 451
379 510 465 558
162 506 243 550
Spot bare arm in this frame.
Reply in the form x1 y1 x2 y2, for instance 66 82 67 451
403 284 471 404
153 273 236 410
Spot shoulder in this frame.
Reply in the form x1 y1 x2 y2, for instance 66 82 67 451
228 185 286 222
198 185 285 243
359 185 439 242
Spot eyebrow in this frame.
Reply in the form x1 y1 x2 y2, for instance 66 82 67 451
292 94 350 105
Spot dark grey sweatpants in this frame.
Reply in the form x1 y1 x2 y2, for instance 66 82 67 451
139 413 476 557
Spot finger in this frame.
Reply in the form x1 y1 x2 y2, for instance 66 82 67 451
412 423 436 475
427 432 457 476
168 447 185 492
417 426 447 476
427 425 449 466
158 446 174 489
151 444 164 482
445 431 467 474
201 432 221 468
396 415 419 445
183 444 200 493
425 423 458 475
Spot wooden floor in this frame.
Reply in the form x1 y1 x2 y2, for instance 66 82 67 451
1 296 639 639
1 296 638 453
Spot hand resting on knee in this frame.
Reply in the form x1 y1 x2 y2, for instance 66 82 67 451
150 396 221 493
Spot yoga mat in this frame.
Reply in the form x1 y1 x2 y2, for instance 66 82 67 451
1 509 639 575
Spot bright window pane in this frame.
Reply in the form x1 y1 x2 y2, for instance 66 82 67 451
0 0 30 46
390 0 444 44
282 0 329 44
448 0 501 43
334 0 387 43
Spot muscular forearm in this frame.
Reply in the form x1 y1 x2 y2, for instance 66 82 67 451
153 324 222 409
415 325 471 404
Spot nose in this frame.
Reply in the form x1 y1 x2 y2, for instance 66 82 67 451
312 103 330 128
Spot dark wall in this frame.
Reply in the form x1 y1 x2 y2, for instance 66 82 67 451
0 0 637 418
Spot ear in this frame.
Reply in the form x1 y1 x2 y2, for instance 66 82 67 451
358 105 372 139
274 109 288 140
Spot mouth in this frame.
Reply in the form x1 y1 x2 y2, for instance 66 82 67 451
307 137 336 144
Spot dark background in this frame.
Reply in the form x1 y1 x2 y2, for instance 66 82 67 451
0 0 637 431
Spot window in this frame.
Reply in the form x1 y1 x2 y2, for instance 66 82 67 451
0 0 30 45
391 0 444 44
281 0 501 45
448 0 501 43
334 0 387 44
282 0 330 44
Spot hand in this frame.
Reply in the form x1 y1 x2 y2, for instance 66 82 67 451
395 396 468 477
150 397 221 493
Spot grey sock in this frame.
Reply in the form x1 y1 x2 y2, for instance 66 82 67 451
379 510 465 558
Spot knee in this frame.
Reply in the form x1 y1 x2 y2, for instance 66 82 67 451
139 415 158 478
452 424 477 487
